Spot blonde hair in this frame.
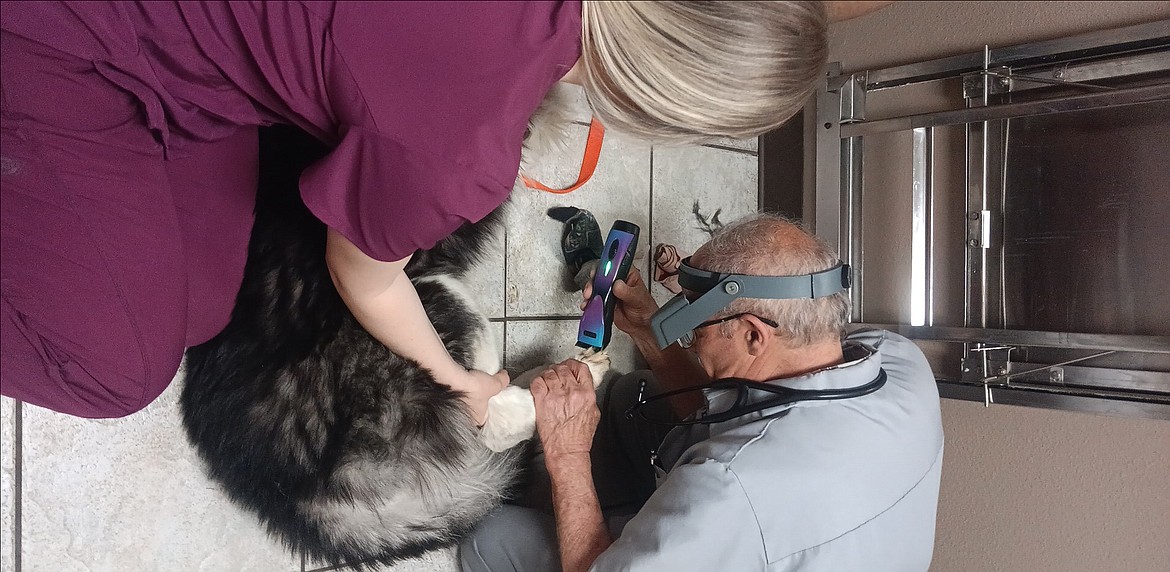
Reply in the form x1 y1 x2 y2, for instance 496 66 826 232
580 1 828 145
691 213 850 347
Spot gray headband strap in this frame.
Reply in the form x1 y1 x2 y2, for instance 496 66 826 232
649 258 852 349
676 258 851 300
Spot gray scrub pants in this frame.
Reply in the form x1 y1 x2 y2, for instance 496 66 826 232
459 370 675 572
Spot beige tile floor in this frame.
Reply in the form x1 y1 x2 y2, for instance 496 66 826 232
2 398 14 572
0 87 759 571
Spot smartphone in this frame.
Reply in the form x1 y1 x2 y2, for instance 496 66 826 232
578 220 640 350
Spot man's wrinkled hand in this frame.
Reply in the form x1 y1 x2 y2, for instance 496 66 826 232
531 359 599 465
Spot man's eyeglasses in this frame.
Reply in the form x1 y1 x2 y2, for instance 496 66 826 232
677 313 780 349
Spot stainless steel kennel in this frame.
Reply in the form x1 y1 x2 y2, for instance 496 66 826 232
812 21 1170 420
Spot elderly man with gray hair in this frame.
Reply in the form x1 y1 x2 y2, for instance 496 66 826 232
461 214 944 572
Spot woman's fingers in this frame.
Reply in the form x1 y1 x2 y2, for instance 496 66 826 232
493 369 510 389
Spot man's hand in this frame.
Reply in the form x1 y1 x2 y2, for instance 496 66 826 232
531 359 600 467
581 267 660 336
533 361 612 572
585 264 709 417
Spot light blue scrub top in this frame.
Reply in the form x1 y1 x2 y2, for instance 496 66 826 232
593 329 945 571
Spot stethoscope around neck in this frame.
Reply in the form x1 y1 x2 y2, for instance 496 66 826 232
625 368 888 426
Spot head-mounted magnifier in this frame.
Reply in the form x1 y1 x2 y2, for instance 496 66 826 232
649 257 852 349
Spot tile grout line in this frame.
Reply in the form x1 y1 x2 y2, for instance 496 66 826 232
702 142 758 156
502 224 509 368
648 146 655 287
491 315 579 322
14 400 21 572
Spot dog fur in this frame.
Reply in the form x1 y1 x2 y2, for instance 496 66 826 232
180 90 602 567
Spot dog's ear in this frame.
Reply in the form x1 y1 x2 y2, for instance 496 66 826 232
520 84 575 174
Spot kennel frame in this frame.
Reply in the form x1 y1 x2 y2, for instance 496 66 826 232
812 20 1170 420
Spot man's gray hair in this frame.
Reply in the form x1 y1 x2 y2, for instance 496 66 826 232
690 213 850 347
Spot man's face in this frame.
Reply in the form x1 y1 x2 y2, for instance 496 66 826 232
684 248 757 379
688 316 748 379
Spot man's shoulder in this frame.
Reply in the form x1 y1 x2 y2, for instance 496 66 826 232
846 327 924 360
847 328 937 393
651 328 944 566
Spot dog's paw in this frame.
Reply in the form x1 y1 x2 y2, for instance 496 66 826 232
575 349 611 388
479 385 536 453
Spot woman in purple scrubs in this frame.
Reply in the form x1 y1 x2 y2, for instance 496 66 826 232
0 1 844 421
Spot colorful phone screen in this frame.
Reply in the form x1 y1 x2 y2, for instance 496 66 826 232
578 221 639 349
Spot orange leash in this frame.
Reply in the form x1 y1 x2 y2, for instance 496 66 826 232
521 118 605 194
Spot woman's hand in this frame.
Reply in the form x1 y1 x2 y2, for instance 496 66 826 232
580 266 660 336
531 359 599 468
456 368 510 426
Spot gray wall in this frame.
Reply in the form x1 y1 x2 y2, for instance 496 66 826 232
823 2 1170 570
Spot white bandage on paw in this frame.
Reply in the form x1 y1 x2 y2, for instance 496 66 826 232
477 350 611 452
479 385 536 453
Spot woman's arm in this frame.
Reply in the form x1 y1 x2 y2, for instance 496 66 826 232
825 1 896 22
325 227 507 424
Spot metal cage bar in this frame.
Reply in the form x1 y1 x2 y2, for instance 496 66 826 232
865 20 1170 91
815 21 1170 418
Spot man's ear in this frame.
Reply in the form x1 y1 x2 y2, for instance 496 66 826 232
741 315 774 357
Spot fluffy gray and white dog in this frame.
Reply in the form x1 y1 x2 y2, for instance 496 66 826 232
180 90 605 568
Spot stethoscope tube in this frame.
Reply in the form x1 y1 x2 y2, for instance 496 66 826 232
625 369 888 426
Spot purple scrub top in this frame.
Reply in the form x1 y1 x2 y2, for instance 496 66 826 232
3 0 582 261
0 1 580 416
